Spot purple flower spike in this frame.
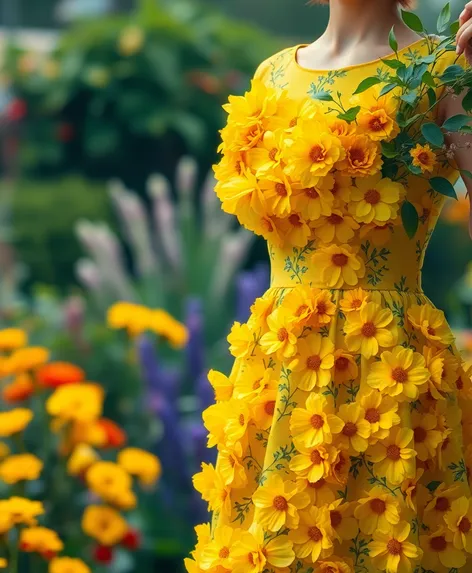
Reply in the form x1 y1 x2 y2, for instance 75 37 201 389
196 371 213 413
185 297 206 381
190 422 216 467
235 263 270 323
137 335 181 403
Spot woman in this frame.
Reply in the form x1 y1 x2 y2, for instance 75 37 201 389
187 2 472 572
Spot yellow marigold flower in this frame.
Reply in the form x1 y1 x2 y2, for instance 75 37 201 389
258 169 294 217
340 288 370 314
5 347 49 375
185 523 211 572
337 133 382 177
20 527 63 557
0 408 33 437
107 302 151 337
344 302 397 359
227 322 255 359
82 505 128 546
260 308 298 359
314 557 354 573
312 244 365 289
203 399 250 449
358 390 400 442
407 304 454 347
424 484 462 525
250 383 277 430
0 328 27 351
0 497 44 526
218 443 247 488
46 383 104 423
253 473 310 532
370 521 422 572
359 221 396 246
86 461 132 501
410 143 437 173
199 525 242 570
333 350 359 384
192 463 231 516
296 476 336 508
3 374 34 403
49 557 91 573
281 285 320 327
0 560 6 569
327 499 357 542
248 295 275 331
330 173 355 209
349 174 403 225
269 97 321 133
411 412 443 462
423 345 450 399
354 485 401 535
456 362 472 400
244 211 284 247
420 527 466 570
215 169 265 222
233 360 276 400
290 393 343 448
67 445 99 477
0 454 43 484
149 309 189 348
288 333 334 391
401 468 423 512
444 496 472 552
368 427 416 485
276 213 313 248
288 505 334 563
355 86 399 142
207 369 233 402
413 193 441 225
118 26 144 57
201 401 228 448
117 447 161 486
285 119 344 186
331 449 350 486
291 175 335 220
367 346 430 401
312 291 337 328
247 129 286 177
290 444 337 483
232 523 295 573
336 403 371 453
312 209 359 244
329 117 356 137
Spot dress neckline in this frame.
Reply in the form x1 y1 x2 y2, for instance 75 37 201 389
293 37 426 74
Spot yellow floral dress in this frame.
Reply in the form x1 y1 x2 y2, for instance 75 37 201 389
187 38 472 573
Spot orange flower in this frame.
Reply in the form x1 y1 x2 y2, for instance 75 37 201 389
95 419 127 449
2 375 34 403
410 144 437 173
37 362 85 388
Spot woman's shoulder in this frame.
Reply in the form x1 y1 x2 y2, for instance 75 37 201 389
254 45 298 82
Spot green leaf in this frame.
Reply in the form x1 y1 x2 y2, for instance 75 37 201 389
379 83 398 97
401 91 418 105
404 113 423 127
461 169 472 180
337 106 361 123
389 26 398 52
427 480 442 492
442 114 472 132
427 87 437 108
450 20 460 35
381 141 397 158
419 54 437 65
312 91 334 102
401 10 424 33
381 59 404 70
401 201 419 239
422 71 436 89
421 122 445 147
353 77 381 95
462 89 472 113
441 64 465 83
408 163 423 175
430 176 458 199
437 2 451 34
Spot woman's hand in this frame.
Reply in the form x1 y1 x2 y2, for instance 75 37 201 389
457 2 472 65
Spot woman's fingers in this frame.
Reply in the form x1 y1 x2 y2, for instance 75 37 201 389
457 21 472 55
459 2 472 26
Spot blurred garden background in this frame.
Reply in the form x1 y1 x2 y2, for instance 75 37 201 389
0 0 471 572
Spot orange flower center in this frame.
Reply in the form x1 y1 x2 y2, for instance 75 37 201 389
317 301 327 315
430 535 447 552
459 517 471 534
442 437 450 451
456 376 464 390
351 298 362 309
305 187 320 199
350 147 366 165
342 422 358 437
269 148 278 161
277 328 289 342
308 478 325 489
435 497 450 512
308 526 323 542
370 498 387 515
310 450 322 465
289 117 298 128
330 511 342 528
276 183 287 197
289 214 303 227
264 401 276 416
309 145 325 163
387 539 402 556
387 444 401 461
296 304 309 317
236 162 242 175
365 408 381 423
261 218 274 233
413 426 427 443
369 117 384 132
327 213 343 225
334 452 347 473
332 253 348 267
361 322 377 338
219 547 230 559
427 326 436 336
335 357 349 371
418 151 430 165
252 378 262 390
273 495 288 511
331 182 339 195
306 355 322 371
311 414 325 429
239 414 245 426
364 189 381 205
392 367 408 383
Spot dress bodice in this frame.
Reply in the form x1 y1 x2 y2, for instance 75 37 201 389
215 39 464 294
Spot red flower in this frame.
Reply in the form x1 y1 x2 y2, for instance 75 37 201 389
2 375 34 403
37 361 85 388
121 528 140 551
96 418 127 449
93 545 113 564
41 550 57 561
56 123 74 142
6 99 27 121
